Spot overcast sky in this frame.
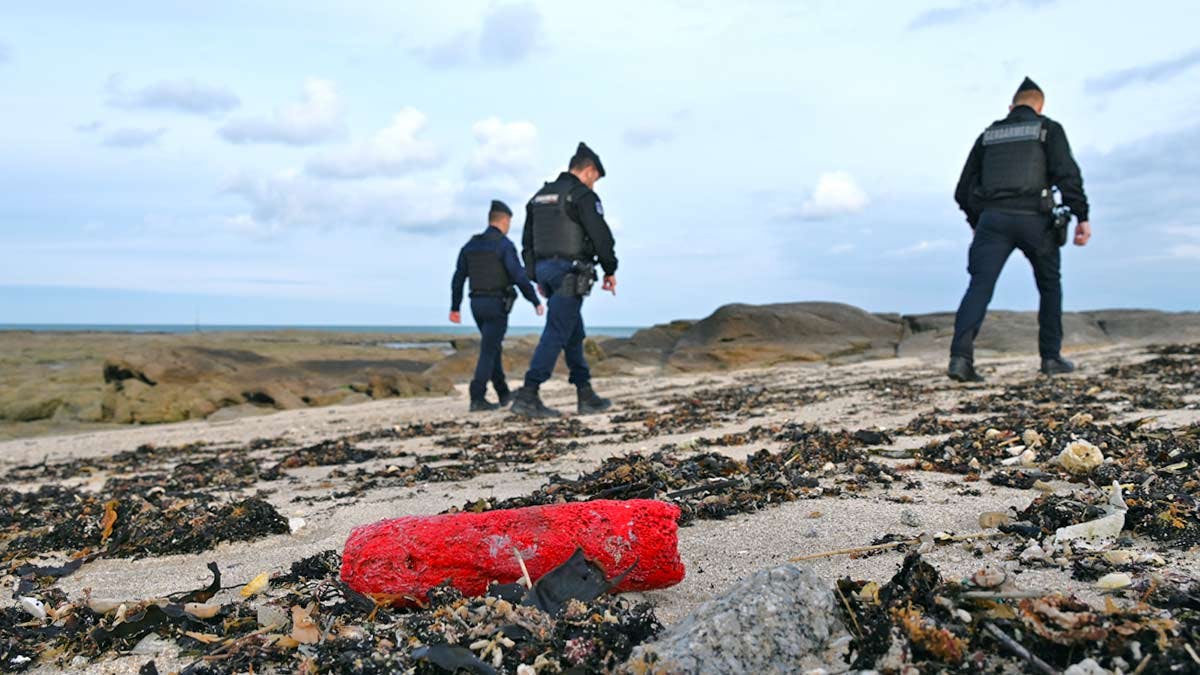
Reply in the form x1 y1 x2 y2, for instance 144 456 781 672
1 1 1197 326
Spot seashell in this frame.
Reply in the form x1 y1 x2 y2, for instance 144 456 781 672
971 567 1007 589
1058 440 1103 474
1096 572 1132 590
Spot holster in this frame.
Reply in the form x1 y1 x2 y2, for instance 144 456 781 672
558 262 597 298
502 288 517 314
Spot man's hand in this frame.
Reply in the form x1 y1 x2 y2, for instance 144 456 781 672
535 304 545 317
449 311 461 324
602 275 617 295
1074 220 1091 247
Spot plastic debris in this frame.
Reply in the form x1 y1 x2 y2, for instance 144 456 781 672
1054 482 1127 544
240 572 270 598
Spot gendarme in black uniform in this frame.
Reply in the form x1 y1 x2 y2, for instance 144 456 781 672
511 143 619 418
949 77 1090 382
450 200 539 411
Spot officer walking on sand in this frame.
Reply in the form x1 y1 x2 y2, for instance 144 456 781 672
450 200 544 412
948 77 1091 383
511 143 618 418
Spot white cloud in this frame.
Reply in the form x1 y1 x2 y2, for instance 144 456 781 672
307 108 443 179
222 169 462 234
889 239 955 256
219 79 345 146
829 243 856 254
1165 225 1200 260
102 127 166 148
417 3 543 68
789 171 869 221
467 118 537 178
104 74 240 115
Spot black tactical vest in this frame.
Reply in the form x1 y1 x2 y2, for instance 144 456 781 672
465 237 510 295
529 183 587 260
978 119 1048 201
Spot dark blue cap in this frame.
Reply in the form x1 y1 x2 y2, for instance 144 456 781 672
571 142 605 177
1016 76 1042 95
489 200 512 217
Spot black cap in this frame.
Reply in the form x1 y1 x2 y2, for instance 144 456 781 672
571 142 605 177
1016 76 1043 95
489 200 512 218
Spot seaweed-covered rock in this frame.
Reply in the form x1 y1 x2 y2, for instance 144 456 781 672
625 564 846 673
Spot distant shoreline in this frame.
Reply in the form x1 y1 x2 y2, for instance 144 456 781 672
0 324 643 338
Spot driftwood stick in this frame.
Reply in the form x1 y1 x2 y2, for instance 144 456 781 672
984 623 1059 675
790 531 998 563
960 590 1058 600
513 547 532 589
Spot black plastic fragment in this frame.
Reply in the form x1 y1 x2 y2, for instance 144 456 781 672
522 548 632 615
412 644 498 675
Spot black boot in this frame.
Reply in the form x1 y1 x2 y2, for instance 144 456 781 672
947 356 985 383
1040 356 1076 376
469 398 500 412
510 386 560 419
497 389 514 407
576 384 612 415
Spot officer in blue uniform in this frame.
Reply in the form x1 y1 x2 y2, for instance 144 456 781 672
450 200 543 411
949 77 1092 383
511 143 619 418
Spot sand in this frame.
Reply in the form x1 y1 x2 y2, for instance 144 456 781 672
3 345 1198 673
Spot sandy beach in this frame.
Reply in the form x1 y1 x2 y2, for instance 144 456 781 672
3 338 1198 673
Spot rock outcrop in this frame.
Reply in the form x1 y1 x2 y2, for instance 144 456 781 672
98 346 453 425
624 564 846 674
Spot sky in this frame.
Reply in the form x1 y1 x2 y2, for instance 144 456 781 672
1 1 1198 327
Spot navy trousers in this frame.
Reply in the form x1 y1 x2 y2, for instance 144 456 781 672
469 296 509 401
950 210 1063 361
524 259 591 388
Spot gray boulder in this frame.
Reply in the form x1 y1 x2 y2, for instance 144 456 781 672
624 565 847 674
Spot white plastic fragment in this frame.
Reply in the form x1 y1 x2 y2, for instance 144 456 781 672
1064 657 1111 675
1054 482 1126 544
1001 448 1038 467
288 517 307 534
1096 572 1133 590
18 596 46 620
1058 440 1104 475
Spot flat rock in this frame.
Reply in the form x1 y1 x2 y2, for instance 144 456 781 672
666 302 902 371
624 564 846 674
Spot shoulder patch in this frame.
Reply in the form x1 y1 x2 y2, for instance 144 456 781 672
595 200 604 216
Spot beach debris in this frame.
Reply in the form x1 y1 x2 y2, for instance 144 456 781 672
413 644 497 674
240 572 270 598
287 517 306 534
978 511 1013 529
289 605 320 644
17 596 46 620
1053 482 1127 544
1057 440 1104 475
835 551 1200 673
1095 572 1132 591
522 548 630 615
0 547 663 673
340 500 685 604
